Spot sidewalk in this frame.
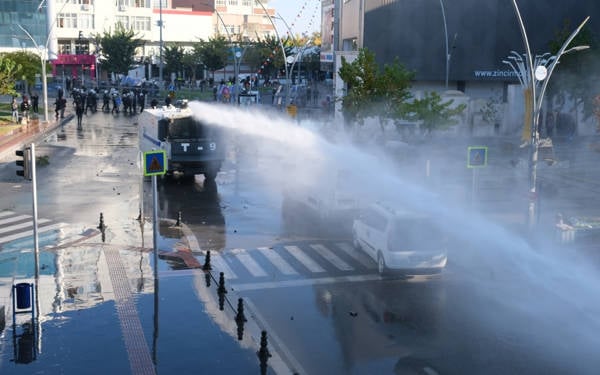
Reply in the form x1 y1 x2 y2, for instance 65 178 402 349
0 111 73 161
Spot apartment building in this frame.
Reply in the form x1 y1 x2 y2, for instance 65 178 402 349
3 0 275 84
331 0 600 134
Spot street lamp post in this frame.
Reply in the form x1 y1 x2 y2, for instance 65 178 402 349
159 0 164 84
17 25 49 124
256 1 289 104
508 0 589 230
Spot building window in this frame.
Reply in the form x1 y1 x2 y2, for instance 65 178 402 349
58 42 71 54
78 14 94 29
228 0 238 5
216 0 226 6
115 15 129 29
57 13 78 29
242 0 251 6
132 16 151 31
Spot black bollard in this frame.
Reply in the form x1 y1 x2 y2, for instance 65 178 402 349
236 317 245 341
257 330 271 363
176 211 182 226
218 292 225 311
236 298 247 323
202 250 212 271
217 272 227 294
205 272 211 287
97 213 105 231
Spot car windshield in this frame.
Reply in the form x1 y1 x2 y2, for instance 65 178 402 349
388 218 445 251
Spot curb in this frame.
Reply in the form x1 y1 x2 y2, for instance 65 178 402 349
176 221 291 375
0 113 74 161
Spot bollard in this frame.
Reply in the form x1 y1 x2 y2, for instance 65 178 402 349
236 317 245 341
205 272 211 287
235 298 247 323
97 213 105 231
257 330 271 372
176 211 182 226
217 272 227 294
202 250 212 271
218 292 225 311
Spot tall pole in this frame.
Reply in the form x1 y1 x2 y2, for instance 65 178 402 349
17 25 49 123
256 1 289 103
510 0 589 231
159 0 164 84
209 4 237 93
439 0 449 89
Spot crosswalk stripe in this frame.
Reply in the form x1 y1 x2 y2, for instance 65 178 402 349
284 245 325 273
0 211 15 218
257 247 298 276
335 242 377 269
309 244 353 271
0 218 51 234
211 254 238 280
0 214 31 226
0 222 65 244
234 250 268 277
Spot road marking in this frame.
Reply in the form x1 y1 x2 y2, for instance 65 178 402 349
244 297 308 375
104 247 156 375
0 211 16 218
310 244 353 271
335 242 377 269
0 222 64 244
232 273 383 291
284 245 325 273
0 214 31 226
211 253 238 280
257 247 298 276
234 249 268 277
0 218 51 234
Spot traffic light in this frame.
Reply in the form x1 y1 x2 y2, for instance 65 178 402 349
15 148 31 180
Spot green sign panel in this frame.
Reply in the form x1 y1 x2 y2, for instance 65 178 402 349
467 146 488 168
143 150 167 176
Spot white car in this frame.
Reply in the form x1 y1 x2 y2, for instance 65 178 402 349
352 202 448 275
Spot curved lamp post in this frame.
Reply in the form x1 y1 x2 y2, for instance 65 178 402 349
255 0 289 104
17 25 49 123
203 2 245 99
508 0 589 230
16 0 69 124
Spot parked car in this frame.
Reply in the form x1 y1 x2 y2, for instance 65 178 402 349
352 202 448 275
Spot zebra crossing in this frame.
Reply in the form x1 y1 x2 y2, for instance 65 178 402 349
0 210 78 250
209 241 378 282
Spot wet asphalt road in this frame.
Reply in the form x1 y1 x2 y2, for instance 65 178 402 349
0 103 600 374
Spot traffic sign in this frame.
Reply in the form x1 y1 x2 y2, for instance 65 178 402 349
143 150 167 176
467 146 488 168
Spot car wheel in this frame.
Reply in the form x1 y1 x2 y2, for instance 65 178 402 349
377 252 386 275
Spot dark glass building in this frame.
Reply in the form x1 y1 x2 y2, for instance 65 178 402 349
0 0 48 50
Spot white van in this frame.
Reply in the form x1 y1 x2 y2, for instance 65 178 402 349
352 202 447 275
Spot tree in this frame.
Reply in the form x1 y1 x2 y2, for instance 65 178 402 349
195 35 229 81
0 55 21 96
546 19 598 129
163 43 185 79
2 51 46 89
405 91 467 134
337 48 413 126
96 22 144 78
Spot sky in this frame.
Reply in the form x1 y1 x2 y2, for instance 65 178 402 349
267 0 322 36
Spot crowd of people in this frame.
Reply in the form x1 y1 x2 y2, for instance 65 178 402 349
49 86 150 128
9 93 38 124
